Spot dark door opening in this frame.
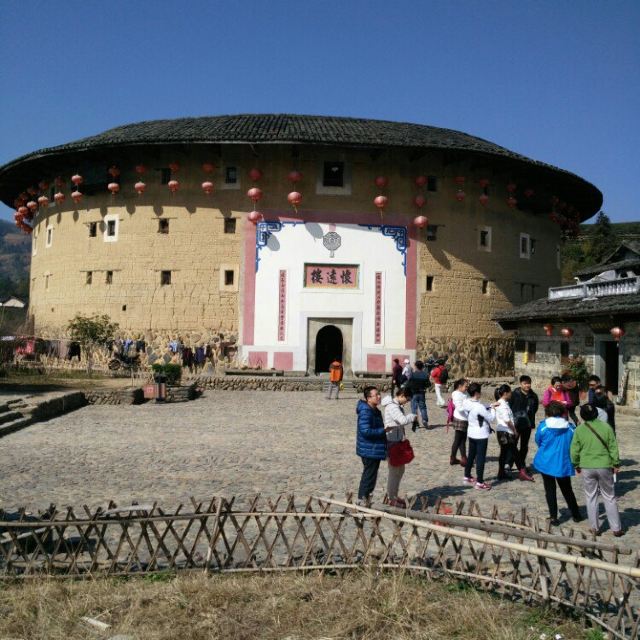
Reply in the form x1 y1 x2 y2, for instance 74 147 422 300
315 325 343 374
603 341 620 394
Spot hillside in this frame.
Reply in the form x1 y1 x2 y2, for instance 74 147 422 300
0 220 30 333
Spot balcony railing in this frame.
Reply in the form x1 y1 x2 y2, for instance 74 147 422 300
548 276 640 301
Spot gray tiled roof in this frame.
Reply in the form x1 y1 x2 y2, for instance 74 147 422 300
0 114 602 216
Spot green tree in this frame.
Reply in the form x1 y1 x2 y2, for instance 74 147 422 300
584 212 618 265
67 314 119 375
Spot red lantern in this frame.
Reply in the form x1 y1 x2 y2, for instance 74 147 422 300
610 327 625 341
247 187 263 203
201 181 214 195
71 190 83 204
168 179 179 193
27 200 38 212
134 181 146 195
27 186 37 196
108 166 120 178
414 194 426 208
478 178 490 189
455 190 466 202
413 215 428 228
135 164 147 175
71 174 83 186
38 180 49 191
374 195 388 210
249 168 263 182
506 182 517 193
14 211 24 222
455 176 465 186
375 176 388 189
37 195 49 208
479 193 489 207
288 170 303 183
202 162 215 174
543 323 553 337
168 162 180 173
507 196 517 208
287 191 302 208
560 328 574 339
108 182 120 195
248 210 263 224
415 175 428 187
54 192 65 205
524 188 534 198
54 176 65 188
17 205 28 217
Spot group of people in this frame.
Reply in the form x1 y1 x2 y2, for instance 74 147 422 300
355 368 624 537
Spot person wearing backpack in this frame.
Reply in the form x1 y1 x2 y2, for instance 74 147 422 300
571 404 623 536
430 359 448 408
326 359 344 400
449 378 469 466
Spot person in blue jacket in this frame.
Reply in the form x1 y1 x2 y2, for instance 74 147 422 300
533 400 582 526
356 386 388 505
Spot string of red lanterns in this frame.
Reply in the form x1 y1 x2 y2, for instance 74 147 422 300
454 176 465 202
373 176 388 219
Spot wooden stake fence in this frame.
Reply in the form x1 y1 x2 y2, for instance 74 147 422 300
1 494 638 639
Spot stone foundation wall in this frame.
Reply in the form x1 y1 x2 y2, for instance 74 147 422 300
416 336 514 378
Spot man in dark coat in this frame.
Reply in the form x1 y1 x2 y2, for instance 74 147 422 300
391 358 403 396
356 386 387 505
508 375 539 469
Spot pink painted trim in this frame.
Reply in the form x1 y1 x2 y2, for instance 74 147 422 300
248 351 268 368
241 209 418 349
274 351 294 370
367 353 386 372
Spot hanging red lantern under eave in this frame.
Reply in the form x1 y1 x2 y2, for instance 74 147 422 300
71 190 83 204
37 195 49 208
167 180 179 194
54 192 65 205
135 164 147 176
287 191 302 208
38 180 49 191
375 176 388 189
610 326 625 341
248 210 263 224
247 187 263 203
108 182 120 195
134 181 146 195
413 215 428 228
71 174 83 186
506 182 517 193
26 200 38 212
201 181 214 195
543 323 553 337
54 176 65 188
479 193 489 207
478 178 490 189
414 194 426 208
287 170 303 184
561 327 574 339
17 205 29 217
524 188 535 198
415 175 428 187
248 168 263 182
374 195 388 210
507 195 518 208
202 162 216 174
455 190 466 202
168 162 180 173
454 176 466 186
108 166 120 178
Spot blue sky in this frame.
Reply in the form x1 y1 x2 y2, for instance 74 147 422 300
1 0 638 223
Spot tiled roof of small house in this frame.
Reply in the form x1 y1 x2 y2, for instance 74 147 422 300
575 240 640 277
0 114 602 215
493 292 640 324
574 256 640 278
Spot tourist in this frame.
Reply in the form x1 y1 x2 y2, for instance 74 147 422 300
462 382 494 491
326 359 344 400
509 375 539 469
587 375 601 404
533 401 582 526
561 374 581 425
401 359 412 385
494 384 534 482
391 358 403 396
450 378 469 466
356 386 387 505
591 384 616 434
571 404 623 536
382 388 417 507
542 376 572 416
430 358 448 408
406 360 430 430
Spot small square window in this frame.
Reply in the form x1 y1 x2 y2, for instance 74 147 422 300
480 230 489 247
426 276 434 292
224 270 235 286
224 218 236 234
478 226 492 251
106 270 113 285
427 176 438 192
86 271 92 285
520 233 531 259
527 341 537 363
161 270 172 285
225 167 238 184
560 341 570 364
482 279 489 294
89 222 97 237
122 304 127 311
323 161 344 187
530 238 537 255
161 168 171 184
107 220 116 237
158 218 169 234
426 225 438 241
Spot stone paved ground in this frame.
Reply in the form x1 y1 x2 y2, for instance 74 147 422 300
0 389 638 553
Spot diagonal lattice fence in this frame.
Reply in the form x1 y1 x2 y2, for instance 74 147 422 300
1 494 639 639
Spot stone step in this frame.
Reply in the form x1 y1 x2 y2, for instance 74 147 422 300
0 411 23 426
0 416 33 439
0 404 12 414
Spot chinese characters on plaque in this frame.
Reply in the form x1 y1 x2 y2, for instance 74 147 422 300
303 264 359 289
374 272 382 344
278 270 287 341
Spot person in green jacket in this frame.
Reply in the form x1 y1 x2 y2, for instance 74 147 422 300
571 404 623 536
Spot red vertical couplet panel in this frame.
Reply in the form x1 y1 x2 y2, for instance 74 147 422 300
374 271 383 344
278 269 287 341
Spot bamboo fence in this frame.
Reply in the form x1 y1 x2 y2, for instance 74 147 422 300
1 494 638 639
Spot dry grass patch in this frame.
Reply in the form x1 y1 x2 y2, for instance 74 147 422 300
0 570 593 640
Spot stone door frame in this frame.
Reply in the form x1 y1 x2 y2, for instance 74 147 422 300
304 314 361 376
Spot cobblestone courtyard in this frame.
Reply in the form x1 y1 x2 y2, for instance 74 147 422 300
1 389 638 550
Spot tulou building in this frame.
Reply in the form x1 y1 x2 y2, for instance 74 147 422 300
0 114 602 376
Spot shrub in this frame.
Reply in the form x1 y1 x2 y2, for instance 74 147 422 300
151 363 182 385
564 355 589 389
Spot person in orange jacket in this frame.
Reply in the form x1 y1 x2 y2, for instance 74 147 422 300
327 359 344 400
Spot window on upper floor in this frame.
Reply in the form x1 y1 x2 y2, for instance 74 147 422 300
520 233 532 259
161 270 172 285
224 218 236 234
106 270 113 285
225 166 238 184
482 279 489 295
89 222 97 237
323 161 344 187
158 218 169 234
478 226 492 252
46 226 53 248
317 159 351 195
160 168 171 185
104 215 119 242
426 225 438 241
427 175 438 192
86 271 92 285
426 276 434 292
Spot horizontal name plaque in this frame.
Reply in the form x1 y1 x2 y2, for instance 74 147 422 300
303 264 359 289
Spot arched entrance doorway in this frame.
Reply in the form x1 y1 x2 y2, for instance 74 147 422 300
315 325 343 374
